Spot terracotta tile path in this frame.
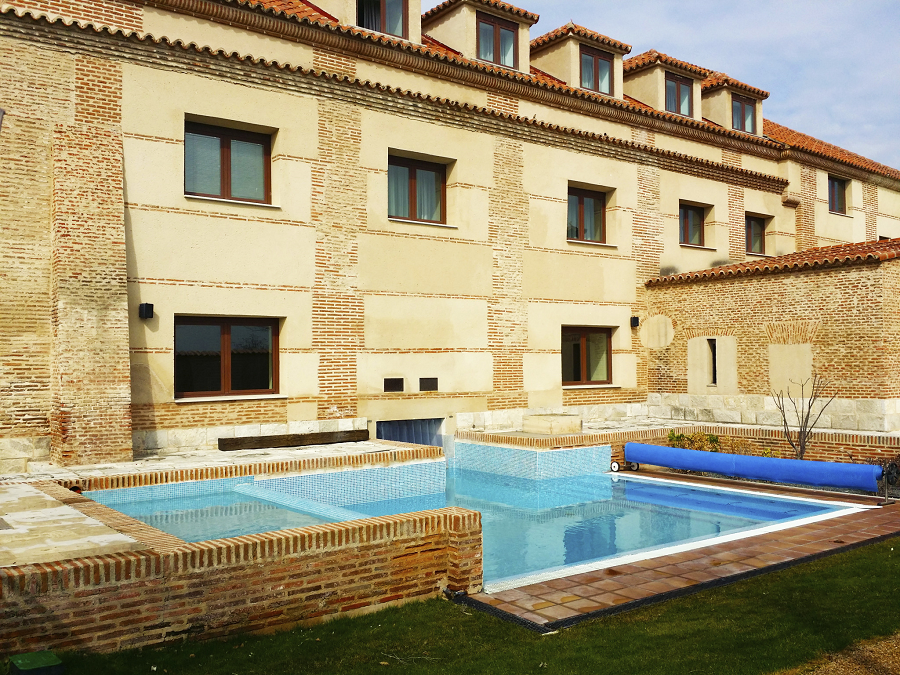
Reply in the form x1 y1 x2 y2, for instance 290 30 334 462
465 479 900 633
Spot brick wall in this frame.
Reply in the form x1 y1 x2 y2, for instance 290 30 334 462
646 261 897 401
0 506 482 654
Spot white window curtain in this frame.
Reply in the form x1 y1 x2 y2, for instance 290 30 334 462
416 168 440 221
388 164 409 218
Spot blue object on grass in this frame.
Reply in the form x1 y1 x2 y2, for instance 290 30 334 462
624 442 883 493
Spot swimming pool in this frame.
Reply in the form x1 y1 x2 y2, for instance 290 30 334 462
86 443 863 592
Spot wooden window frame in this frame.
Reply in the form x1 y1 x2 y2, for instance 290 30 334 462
567 187 607 243
184 122 272 204
665 72 693 117
174 316 279 399
828 175 848 214
732 94 756 133
562 326 613 386
388 155 447 224
745 214 766 254
476 11 519 69
679 204 706 246
579 45 614 95
356 0 408 38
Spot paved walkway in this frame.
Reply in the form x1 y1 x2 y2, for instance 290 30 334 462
468 477 900 631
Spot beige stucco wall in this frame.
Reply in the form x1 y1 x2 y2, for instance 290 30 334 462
814 169 866 244
701 87 764 136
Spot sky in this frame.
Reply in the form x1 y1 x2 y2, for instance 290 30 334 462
475 0 900 169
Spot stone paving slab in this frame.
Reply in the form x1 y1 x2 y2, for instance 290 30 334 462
467 481 900 632
0 483 144 567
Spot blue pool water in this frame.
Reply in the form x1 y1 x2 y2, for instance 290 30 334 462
87 449 846 588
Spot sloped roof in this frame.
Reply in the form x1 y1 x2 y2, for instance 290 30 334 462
702 71 769 100
646 238 900 286
530 22 631 55
764 119 900 182
422 0 539 25
623 49 710 78
246 0 337 24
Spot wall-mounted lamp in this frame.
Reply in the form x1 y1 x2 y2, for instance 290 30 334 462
630 316 640 328
138 303 154 319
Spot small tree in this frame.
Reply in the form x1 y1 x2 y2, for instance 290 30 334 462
772 373 836 460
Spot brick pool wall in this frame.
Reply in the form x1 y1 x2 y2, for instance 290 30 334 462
0 507 482 654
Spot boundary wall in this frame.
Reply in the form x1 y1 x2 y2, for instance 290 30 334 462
0 480 481 654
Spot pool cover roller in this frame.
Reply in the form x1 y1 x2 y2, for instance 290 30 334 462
623 442 883 493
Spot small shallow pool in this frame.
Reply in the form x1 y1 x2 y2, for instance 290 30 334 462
87 443 861 592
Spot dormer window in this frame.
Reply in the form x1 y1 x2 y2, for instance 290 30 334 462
357 0 406 38
580 46 613 95
732 94 756 133
477 12 517 68
665 72 692 116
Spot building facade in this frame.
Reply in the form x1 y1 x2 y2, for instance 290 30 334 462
2 0 900 468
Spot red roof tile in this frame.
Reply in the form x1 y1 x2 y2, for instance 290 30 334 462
646 238 900 286
422 0 539 25
422 33 462 56
530 65 566 86
623 49 709 78
702 71 768 100
246 0 337 24
530 22 631 55
764 119 900 182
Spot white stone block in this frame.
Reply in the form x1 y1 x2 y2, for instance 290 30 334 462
679 394 692 407
523 415 582 435
713 409 742 424
858 415 888 432
741 411 757 425
827 398 856 415
884 413 900 433
662 393 680 406
206 427 235 446
698 409 717 422
646 393 662 406
649 405 672 418
683 408 700 421
234 424 261 438
0 458 28 473
856 400 886 415
319 419 339 433
168 427 207 449
707 396 725 410
830 414 859 431
336 419 354 432
261 423 289 436
670 407 686 420
756 412 783 427
289 420 317 435
353 417 368 431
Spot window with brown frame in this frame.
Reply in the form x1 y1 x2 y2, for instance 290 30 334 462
732 94 756 133
357 0 407 38
828 175 848 214
387 156 446 223
680 204 705 246
567 188 606 243
562 327 613 385
174 317 278 398
476 11 518 68
184 123 271 203
745 215 766 254
665 72 693 117
580 46 613 95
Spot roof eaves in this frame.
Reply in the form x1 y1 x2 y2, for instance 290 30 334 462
623 49 710 78
646 239 900 287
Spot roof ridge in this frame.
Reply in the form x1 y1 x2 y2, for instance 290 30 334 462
422 0 539 25
624 49 710 78
530 21 632 54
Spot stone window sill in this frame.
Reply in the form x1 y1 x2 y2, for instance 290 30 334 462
174 394 288 404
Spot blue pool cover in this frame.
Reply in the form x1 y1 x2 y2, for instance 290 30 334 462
624 442 883 492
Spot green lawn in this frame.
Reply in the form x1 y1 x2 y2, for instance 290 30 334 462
50 537 900 675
